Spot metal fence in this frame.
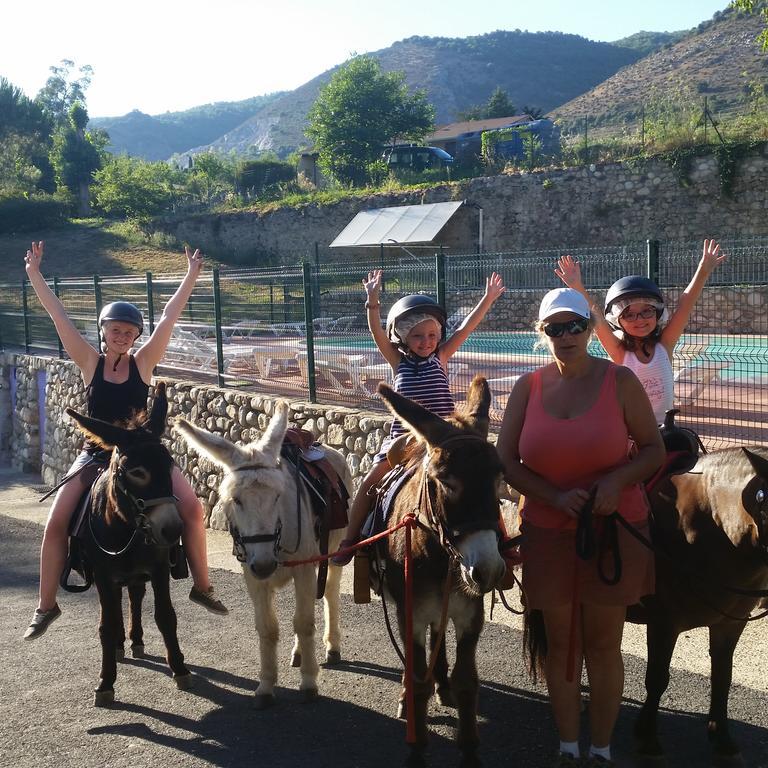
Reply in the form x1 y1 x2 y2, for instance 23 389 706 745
1 237 766 449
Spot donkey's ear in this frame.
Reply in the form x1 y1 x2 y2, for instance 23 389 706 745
146 381 168 437
461 375 491 438
255 400 289 461
378 383 457 448
743 448 768 480
174 418 247 470
66 408 131 450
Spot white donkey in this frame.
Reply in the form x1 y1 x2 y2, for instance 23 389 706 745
175 401 351 708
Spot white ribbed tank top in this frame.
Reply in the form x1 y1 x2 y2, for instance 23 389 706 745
621 345 674 423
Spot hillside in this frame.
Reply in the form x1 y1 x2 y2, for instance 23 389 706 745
189 30 644 158
89 94 282 161
96 30 644 162
610 30 689 56
0 222 195 282
550 10 768 128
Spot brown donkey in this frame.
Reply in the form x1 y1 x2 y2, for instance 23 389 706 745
373 376 506 768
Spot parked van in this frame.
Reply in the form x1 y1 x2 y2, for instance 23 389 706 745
383 145 454 171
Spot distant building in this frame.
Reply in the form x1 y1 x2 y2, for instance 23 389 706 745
426 115 560 161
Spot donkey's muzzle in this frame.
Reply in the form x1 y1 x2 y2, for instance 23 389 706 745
250 559 278 579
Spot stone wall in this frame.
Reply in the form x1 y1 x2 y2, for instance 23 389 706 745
3 353 392 529
159 146 768 261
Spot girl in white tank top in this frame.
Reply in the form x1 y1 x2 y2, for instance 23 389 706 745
554 239 726 422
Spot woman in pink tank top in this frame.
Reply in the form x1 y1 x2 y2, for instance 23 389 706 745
497 288 664 767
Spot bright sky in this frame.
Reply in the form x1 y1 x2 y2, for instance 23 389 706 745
2 0 731 118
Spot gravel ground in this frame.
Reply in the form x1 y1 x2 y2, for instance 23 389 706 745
0 468 766 768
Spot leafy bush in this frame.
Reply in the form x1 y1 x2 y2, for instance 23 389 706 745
0 194 71 233
92 156 179 220
235 159 295 195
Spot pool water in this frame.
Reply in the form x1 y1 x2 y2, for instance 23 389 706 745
315 332 768 382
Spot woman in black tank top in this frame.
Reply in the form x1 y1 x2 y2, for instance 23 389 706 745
23 242 227 641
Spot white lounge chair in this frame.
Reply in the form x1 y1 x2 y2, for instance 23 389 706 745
446 305 473 334
296 351 371 395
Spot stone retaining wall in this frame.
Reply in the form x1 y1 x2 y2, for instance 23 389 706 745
3 353 392 529
159 147 768 261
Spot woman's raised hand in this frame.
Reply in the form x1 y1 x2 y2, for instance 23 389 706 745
24 241 44 275
362 269 383 301
185 246 204 276
699 239 726 276
484 272 506 303
554 254 584 291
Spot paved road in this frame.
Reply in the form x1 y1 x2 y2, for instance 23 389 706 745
0 467 766 768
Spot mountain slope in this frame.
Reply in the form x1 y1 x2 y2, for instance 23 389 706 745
190 30 643 158
550 10 768 127
89 95 282 160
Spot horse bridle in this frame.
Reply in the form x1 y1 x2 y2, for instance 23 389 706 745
414 433 501 564
92 449 179 556
226 460 302 564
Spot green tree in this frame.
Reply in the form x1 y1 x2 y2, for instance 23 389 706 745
187 153 234 204
458 87 517 121
306 56 434 186
0 77 55 193
484 87 516 118
93 155 178 219
50 103 106 215
36 59 94 127
731 0 768 50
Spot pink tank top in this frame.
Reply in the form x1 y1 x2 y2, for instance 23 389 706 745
519 363 648 529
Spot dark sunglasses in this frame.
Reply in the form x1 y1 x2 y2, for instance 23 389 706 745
543 318 590 338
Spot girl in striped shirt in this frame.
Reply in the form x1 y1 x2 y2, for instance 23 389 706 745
332 268 505 564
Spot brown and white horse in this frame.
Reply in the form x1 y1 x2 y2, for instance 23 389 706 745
174 401 351 708
373 377 506 768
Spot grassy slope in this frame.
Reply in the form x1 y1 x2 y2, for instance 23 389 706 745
0 221 196 283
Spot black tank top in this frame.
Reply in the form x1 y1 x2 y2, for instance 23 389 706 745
84 354 149 452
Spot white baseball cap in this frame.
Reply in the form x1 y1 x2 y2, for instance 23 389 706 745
538 288 591 321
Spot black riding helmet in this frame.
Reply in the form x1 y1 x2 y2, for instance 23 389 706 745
385 294 447 346
98 301 144 338
604 276 664 330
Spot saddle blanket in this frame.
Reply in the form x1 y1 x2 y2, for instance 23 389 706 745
361 463 416 540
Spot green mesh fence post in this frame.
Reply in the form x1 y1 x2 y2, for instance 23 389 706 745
269 282 275 323
646 240 660 284
435 250 446 310
212 268 225 388
146 272 156 335
303 262 317 403
52 276 64 358
22 278 30 354
93 275 102 343
313 242 321 319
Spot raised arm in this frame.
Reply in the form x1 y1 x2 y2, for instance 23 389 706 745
660 238 725 352
439 272 505 360
134 247 204 375
555 254 624 362
24 242 98 372
363 270 401 370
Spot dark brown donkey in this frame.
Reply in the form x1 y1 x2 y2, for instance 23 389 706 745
373 377 506 768
66 382 192 706
631 446 768 758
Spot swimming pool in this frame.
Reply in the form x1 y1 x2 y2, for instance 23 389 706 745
315 332 768 382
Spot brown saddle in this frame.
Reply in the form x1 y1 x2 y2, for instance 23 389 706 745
281 428 350 599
